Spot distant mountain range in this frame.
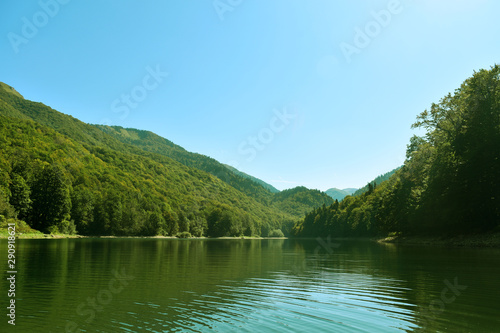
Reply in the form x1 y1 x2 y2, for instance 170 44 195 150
325 188 358 201
325 168 403 201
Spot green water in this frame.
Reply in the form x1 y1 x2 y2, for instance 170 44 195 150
1 238 499 332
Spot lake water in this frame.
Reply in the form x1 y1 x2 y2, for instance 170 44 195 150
1 238 500 332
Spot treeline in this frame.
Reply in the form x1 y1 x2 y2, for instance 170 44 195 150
1 159 260 237
294 65 500 237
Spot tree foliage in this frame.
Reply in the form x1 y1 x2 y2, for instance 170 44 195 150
294 65 500 237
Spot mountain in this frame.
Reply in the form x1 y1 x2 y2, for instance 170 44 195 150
272 186 334 217
94 125 278 202
325 188 358 201
0 82 23 99
89 126 332 223
352 168 401 197
0 81 332 237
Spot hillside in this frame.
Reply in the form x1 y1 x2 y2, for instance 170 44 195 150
0 82 331 237
94 125 278 201
352 168 401 197
0 82 23 99
272 186 333 218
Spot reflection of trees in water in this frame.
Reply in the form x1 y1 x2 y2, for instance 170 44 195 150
4 239 500 332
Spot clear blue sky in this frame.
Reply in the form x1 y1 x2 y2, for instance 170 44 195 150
1 0 499 191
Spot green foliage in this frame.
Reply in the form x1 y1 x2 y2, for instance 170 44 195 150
28 164 72 233
143 212 164 236
9 173 31 220
207 205 234 237
352 168 401 197
272 186 334 217
0 217 41 235
70 185 94 234
268 229 285 237
95 126 332 218
0 83 332 237
295 65 500 238
0 194 16 219
176 231 192 238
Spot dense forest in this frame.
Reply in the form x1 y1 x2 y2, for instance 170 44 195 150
0 82 332 237
294 65 500 237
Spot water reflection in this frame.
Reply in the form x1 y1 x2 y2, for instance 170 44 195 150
1 238 499 332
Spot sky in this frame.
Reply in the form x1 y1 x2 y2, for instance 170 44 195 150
1 0 499 191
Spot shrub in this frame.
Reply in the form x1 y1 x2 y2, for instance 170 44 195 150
268 229 285 238
176 231 192 238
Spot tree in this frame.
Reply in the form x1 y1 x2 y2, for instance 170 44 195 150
71 185 94 234
104 189 124 235
28 164 72 233
453 66 500 231
9 173 31 220
163 210 178 236
178 211 189 233
207 206 234 237
143 211 163 236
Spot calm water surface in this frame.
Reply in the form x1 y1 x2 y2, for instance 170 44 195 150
1 238 499 332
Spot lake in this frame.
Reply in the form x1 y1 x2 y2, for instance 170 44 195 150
1 238 500 332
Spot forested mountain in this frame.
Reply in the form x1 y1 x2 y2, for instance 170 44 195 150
351 168 401 197
294 65 500 238
325 188 358 201
272 186 333 217
0 83 331 237
94 125 279 201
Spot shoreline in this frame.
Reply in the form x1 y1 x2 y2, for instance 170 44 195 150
0 233 288 240
378 233 500 248
3 233 500 247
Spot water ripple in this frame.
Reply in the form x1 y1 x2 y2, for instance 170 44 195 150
130 271 418 332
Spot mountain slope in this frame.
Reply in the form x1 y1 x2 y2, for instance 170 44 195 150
273 187 333 217
0 81 332 236
352 168 401 197
0 82 23 99
91 126 333 216
94 125 276 202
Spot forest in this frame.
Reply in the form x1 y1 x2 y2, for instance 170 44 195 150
0 82 332 237
1 65 498 239
293 65 500 237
